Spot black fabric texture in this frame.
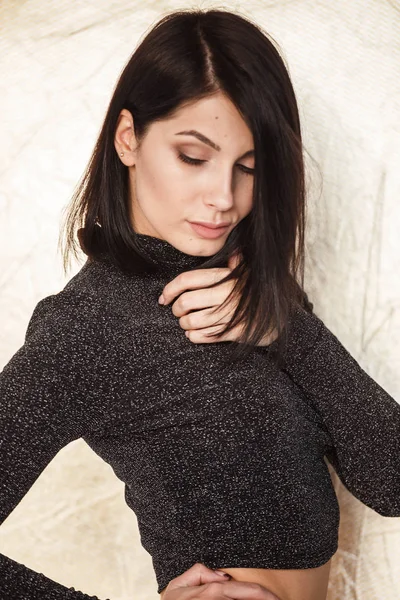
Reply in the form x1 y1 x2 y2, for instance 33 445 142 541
1 232 399 597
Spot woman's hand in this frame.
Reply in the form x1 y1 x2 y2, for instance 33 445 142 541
158 255 277 346
161 562 281 600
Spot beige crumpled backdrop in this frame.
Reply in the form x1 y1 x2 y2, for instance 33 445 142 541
0 1 399 599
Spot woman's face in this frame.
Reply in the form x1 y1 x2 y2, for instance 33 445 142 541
114 91 254 257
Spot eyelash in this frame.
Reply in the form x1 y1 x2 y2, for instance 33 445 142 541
177 152 254 176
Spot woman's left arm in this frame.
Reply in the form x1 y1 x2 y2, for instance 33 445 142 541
274 305 400 517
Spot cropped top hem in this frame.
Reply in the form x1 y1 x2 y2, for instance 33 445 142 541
155 538 338 593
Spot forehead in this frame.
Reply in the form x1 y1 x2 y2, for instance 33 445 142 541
158 93 254 145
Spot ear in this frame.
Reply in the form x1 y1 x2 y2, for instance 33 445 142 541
114 108 137 166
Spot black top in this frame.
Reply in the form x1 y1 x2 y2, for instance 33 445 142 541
1 232 399 599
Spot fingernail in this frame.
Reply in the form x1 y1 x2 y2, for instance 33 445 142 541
214 570 230 578
158 294 165 305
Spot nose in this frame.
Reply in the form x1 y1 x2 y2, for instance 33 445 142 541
204 170 235 211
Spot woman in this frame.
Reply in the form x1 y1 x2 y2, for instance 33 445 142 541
1 7 398 600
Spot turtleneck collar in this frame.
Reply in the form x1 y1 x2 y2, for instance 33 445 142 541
134 232 220 275
87 223 229 278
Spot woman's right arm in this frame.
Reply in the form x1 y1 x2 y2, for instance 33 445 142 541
0 293 112 599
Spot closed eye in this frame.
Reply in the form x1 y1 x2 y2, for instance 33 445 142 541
177 152 254 175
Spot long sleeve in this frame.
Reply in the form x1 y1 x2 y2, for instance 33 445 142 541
0 292 112 599
274 303 400 517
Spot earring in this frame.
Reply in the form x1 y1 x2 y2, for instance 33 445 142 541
120 151 124 157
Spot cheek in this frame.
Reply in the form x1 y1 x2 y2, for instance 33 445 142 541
135 157 188 221
135 149 175 201
143 148 189 197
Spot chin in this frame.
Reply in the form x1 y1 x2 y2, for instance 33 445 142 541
183 238 225 257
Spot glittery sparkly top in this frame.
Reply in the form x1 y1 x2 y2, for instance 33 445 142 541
1 232 399 598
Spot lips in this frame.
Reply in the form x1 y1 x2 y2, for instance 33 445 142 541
190 221 231 229
188 221 230 239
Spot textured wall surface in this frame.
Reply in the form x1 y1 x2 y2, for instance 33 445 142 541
0 1 399 599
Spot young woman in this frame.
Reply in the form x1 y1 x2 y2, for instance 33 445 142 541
1 8 398 600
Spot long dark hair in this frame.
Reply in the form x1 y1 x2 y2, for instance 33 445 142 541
60 8 315 367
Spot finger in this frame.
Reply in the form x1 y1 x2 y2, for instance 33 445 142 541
185 326 226 344
161 268 231 305
171 282 234 318
178 305 234 331
212 580 281 600
186 322 244 344
165 563 230 591
228 252 242 271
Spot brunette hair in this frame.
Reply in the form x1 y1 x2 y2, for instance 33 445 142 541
60 8 315 367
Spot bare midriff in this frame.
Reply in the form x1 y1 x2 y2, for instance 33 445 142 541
159 560 331 600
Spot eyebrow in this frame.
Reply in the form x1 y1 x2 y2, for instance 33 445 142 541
175 129 254 160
